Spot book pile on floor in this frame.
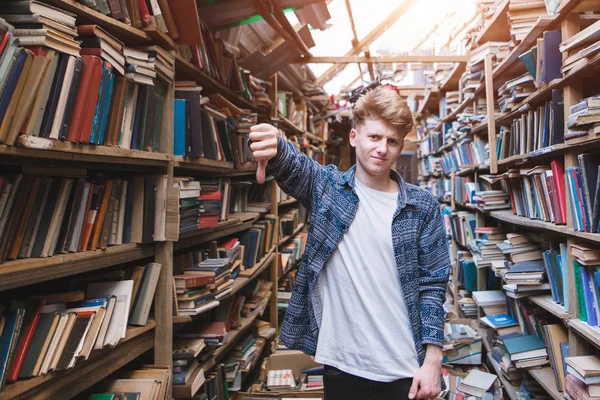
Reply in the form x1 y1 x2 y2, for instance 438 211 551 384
88 365 173 400
0 264 161 390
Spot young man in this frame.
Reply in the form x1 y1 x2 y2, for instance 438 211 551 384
249 86 450 400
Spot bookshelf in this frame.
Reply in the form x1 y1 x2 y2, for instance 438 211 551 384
0 0 329 395
417 1 600 398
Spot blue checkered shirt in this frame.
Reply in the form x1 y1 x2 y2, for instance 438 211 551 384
267 137 450 369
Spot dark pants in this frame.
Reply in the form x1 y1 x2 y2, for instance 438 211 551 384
323 365 413 400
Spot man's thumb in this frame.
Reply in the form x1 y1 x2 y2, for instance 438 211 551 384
408 378 419 399
256 159 267 184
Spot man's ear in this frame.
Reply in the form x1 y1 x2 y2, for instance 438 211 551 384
349 128 357 147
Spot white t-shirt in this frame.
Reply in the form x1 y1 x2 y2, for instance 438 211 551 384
314 178 420 382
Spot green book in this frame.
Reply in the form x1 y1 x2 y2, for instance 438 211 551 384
573 260 588 322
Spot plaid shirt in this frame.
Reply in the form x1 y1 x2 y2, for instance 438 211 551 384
267 137 450 368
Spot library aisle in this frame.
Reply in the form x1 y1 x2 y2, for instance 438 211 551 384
2 0 600 399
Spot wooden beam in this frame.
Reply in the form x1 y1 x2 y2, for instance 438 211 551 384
345 0 359 44
304 55 469 64
364 49 375 81
251 0 309 56
315 0 417 86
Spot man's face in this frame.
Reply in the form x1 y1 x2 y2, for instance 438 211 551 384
350 118 405 177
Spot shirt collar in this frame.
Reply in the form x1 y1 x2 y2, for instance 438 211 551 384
340 165 419 208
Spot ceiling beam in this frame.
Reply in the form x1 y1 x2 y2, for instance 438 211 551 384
303 55 469 64
344 0 374 81
315 0 417 86
251 0 310 55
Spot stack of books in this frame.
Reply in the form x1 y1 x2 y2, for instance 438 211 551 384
507 0 549 42
566 95 600 139
560 19 600 76
141 45 175 82
0 264 161 390
78 25 125 75
504 334 548 369
457 369 498 397
173 272 219 316
566 355 600 400
174 177 201 234
240 279 272 317
497 73 537 112
1 3 80 56
0 173 168 263
472 190 510 211
266 369 296 391
123 46 155 85
199 179 222 229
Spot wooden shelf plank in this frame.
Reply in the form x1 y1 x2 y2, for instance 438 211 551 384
305 131 325 144
274 113 304 136
441 63 466 92
278 223 305 246
174 55 259 112
45 0 176 49
1 140 170 168
174 220 256 251
529 295 569 320
2 322 155 400
528 367 563 400
173 156 234 173
212 314 260 362
278 198 298 207
474 0 511 45
0 243 154 291
442 96 473 123
568 318 600 349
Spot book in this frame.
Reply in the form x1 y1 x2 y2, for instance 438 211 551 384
504 334 547 361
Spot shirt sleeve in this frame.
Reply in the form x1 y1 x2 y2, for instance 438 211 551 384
417 197 451 347
266 135 325 210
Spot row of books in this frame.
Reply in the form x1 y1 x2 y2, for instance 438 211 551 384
0 173 168 264
496 90 564 159
439 137 488 174
0 263 161 391
87 365 173 400
419 176 450 201
173 82 257 167
0 11 174 148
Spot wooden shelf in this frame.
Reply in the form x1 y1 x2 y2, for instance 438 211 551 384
173 248 276 324
45 0 176 50
278 223 305 246
175 219 257 251
0 243 154 291
420 90 440 113
529 295 569 320
173 156 234 173
441 63 466 92
174 54 259 112
474 0 511 45
278 198 298 207
528 367 563 400
568 319 600 349
471 122 488 135
0 140 170 168
442 96 473 123
305 131 325 144
274 113 304 136
2 322 155 400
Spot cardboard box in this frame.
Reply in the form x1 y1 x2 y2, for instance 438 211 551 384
265 350 321 379
233 393 323 400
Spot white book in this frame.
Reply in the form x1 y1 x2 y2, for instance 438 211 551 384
130 262 162 326
472 290 506 306
87 280 134 347
48 55 75 139
178 300 220 316
154 175 167 242
120 84 138 149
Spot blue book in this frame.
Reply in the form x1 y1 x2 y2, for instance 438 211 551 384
89 62 111 144
95 66 115 145
68 296 110 309
542 250 560 303
568 168 583 231
581 265 598 326
130 85 149 150
560 342 569 380
462 259 478 292
560 243 569 310
518 46 537 79
577 167 592 232
0 48 26 125
542 101 550 148
174 99 186 156
487 314 518 327
0 308 25 391
552 251 565 306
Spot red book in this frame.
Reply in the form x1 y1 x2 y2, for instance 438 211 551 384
137 0 152 26
67 55 103 142
0 33 9 55
551 159 567 225
201 191 221 201
22 46 49 56
545 174 562 225
174 274 215 288
6 299 46 382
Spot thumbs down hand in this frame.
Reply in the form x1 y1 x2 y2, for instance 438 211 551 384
249 124 279 184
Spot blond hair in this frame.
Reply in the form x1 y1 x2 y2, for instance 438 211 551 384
352 86 414 137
